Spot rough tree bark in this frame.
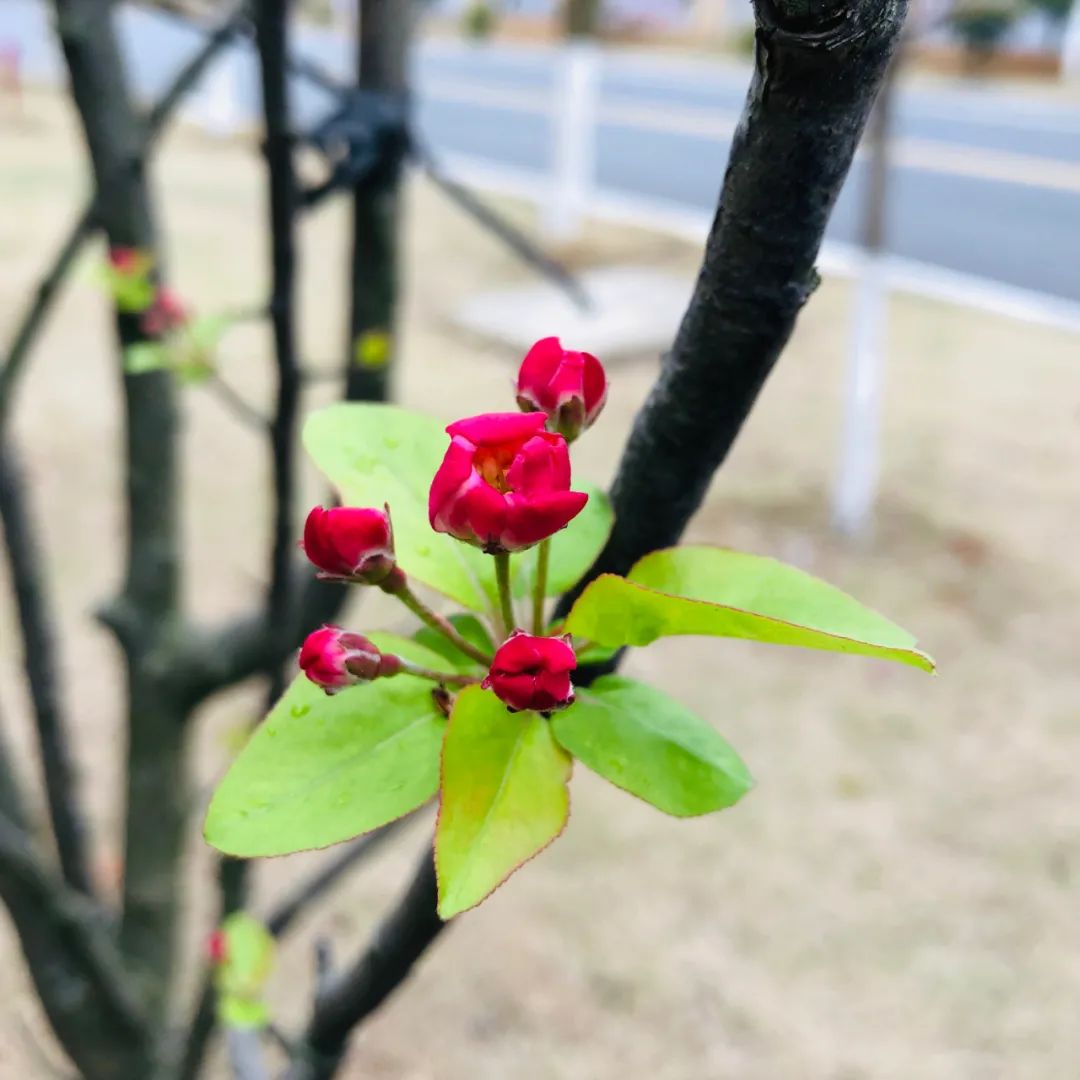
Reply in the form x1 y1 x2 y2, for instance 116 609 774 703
563 0 601 37
0 445 93 896
560 0 909 611
0 712 149 1080
52 0 190 1026
284 0 909 1073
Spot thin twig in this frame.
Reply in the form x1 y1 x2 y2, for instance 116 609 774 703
284 848 444 1080
0 442 94 896
178 5 306 1074
0 208 96 435
390 582 492 666
493 552 515 639
205 371 271 431
532 539 550 635
416 142 591 312
0 3 248 434
175 820 406 1079
267 816 410 937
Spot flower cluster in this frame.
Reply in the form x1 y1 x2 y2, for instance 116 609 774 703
107 246 191 338
297 337 607 714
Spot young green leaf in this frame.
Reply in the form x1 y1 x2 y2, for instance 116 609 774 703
552 676 753 816
436 687 571 919
123 341 171 375
214 913 274 1030
565 546 934 672
204 635 448 857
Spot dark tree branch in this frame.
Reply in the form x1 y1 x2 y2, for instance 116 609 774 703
53 0 190 1018
0 2 248 434
0 717 150 1078
341 0 414 404
142 2 251 136
205 370 272 431
0 442 94 896
281 0 909 1072
0 207 96 435
415 142 590 311
267 816 409 937
254 0 303 667
174 9 305 1073
558 0 909 614
175 821 405 1078
285 849 443 1080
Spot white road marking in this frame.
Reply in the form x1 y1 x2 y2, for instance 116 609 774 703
422 80 1080 195
434 152 1080 335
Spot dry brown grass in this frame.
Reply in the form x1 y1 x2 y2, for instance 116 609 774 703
2 89 1079 1079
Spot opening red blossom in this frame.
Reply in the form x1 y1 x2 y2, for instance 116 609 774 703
428 412 587 553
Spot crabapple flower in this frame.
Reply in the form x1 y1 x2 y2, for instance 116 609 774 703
108 246 144 275
302 505 396 584
299 626 402 694
482 631 577 713
141 287 188 337
515 336 607 441
428 412 587 553
207 930 228 965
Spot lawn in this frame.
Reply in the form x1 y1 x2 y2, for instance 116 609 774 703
2 89 1079 1078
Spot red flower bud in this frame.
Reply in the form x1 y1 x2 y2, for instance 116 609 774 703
298 626 401 694
141 287 188 337
301 505 396 583
108 246 142 275
482 631 577 713
515 336 607 442
428 412 588 553
207 929 228 965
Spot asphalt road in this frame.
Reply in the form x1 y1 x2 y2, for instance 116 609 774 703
4 0 1079 302
414 42 1080 303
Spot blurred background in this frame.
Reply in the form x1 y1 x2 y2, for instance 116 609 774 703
1 0 1079 1076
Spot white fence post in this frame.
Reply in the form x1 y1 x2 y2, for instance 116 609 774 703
832 251 888 538
543 40 599 243
1064 0 1080 80
187 46 244 138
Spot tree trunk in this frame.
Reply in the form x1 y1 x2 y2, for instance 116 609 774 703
53 0 189 1024
344 0 414 404
563 0 601 37
560 0 909 610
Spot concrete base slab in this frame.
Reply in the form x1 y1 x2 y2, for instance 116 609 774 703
453 265 692 359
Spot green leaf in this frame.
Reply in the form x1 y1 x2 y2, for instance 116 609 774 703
214 913 274 1030
204 634 448 857
187 313 232 351
303 403 607 613
219 996 269 1030
110 274 156 314
565 546 934 672
123 341 170 375
435 687 570 919
511 487 613 601
413 613 494 673
552 676 752 816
